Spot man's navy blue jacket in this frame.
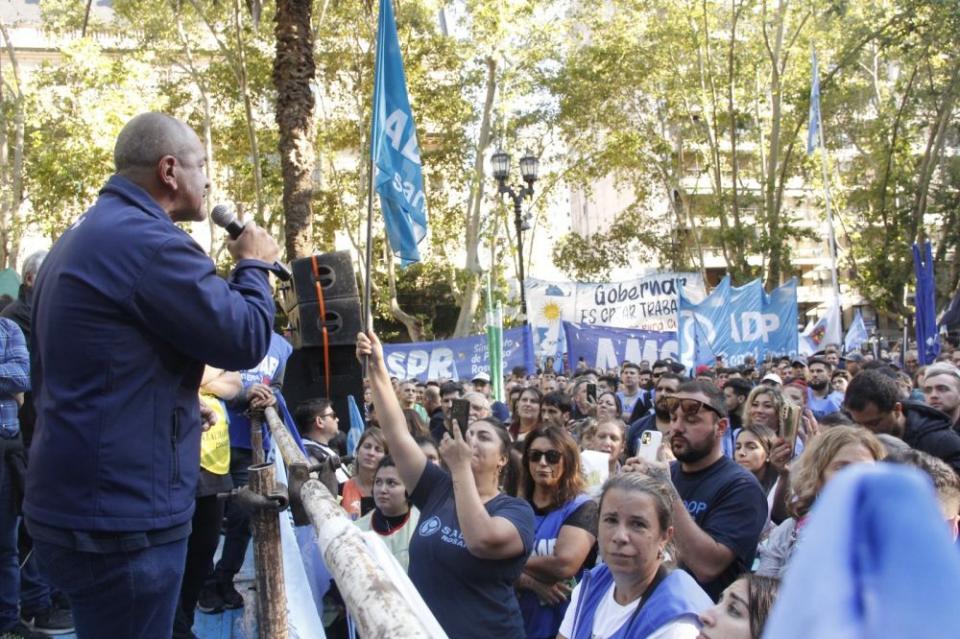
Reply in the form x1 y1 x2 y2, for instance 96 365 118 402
25 175 275 534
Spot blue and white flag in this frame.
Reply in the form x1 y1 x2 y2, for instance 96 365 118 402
346 394 365 457
371 0 427 264
801 296 842 355
678 277 798 367
807 49 821 155
843 310 868 353
913 241 941 365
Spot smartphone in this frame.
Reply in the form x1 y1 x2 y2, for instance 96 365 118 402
780 404 801 454
637 430 663 463
450 399 471 438
586 383 597 403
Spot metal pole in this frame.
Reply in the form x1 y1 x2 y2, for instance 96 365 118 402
248 462 288 639
513 193 527 321
262 408 435 637
250 413 265 466
814 45 841 306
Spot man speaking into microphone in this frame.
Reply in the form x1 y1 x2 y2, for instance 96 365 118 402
24 113 280 639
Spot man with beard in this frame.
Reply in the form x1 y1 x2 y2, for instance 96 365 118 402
623 381 767 600
805 357 844 420
625 372 682 457
922 362 960 430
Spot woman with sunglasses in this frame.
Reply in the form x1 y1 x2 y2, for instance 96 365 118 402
356 330 535 639
558 473 711 639
516 425 597 639
510 387 543 441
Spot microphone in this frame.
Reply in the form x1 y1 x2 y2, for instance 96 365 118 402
210 204 246 239
210 204 291 281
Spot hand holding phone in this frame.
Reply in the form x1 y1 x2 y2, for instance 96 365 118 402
637 430 663 463
586 383 597 403
450 398 471 438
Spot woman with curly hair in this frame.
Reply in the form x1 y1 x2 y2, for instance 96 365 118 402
755 426 885 576
516 425 598 639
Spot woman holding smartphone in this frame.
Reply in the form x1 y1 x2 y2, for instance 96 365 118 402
357 331 535 639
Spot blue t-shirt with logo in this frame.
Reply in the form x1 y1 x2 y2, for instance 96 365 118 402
408 462 535 638
670 456 767 600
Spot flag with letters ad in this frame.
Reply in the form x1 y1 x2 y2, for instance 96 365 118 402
371 0 427 264
678 277 798 367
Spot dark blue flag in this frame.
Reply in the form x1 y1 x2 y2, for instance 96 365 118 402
371 0 427 264
913 241 941 365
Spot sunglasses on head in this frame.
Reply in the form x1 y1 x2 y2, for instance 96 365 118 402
529 449 563 464
663 396 722 418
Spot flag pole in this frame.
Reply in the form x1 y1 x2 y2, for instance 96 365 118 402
363 5 382 338
813 45 841 307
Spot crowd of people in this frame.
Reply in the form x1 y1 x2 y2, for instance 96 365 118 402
297 335 959 638
1 111 958 639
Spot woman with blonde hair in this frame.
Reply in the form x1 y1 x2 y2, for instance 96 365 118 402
755 426 886 576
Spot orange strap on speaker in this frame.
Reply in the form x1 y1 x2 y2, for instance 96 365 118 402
311 256 332 398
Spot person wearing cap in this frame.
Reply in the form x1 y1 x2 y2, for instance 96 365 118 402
761 372 783 387
844 352 865 377
623 381 767 600
471 371 510 423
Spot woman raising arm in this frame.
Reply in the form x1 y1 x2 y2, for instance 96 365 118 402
357 331 535 638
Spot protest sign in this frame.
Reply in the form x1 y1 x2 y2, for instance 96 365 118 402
383 325 535 382
562 321 678 371
526 273 706 361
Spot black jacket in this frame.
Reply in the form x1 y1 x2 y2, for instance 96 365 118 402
902 401 960 474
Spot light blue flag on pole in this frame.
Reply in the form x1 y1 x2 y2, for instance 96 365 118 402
807 50 821 155
843 310 868 353
346 394 365 457
371 0 427 264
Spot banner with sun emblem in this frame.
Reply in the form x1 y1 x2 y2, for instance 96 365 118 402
526 273 706 362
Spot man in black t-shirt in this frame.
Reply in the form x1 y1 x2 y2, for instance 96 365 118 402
624 380 767 600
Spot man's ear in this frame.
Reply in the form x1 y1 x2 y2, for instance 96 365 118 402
156 155 177 190
717 416 729 434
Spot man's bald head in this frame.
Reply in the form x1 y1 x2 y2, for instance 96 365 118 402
114 113 199 175
113 113 209 222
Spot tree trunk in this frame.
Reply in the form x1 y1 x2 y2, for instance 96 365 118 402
761 0 787 289
453 57 497 337
175 13 220 257
384 240 423 341
0 19 25 269
910 60 960 244
234 0 267 221
274 0 317 260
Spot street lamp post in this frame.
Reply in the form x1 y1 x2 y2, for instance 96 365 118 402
491 149 539 322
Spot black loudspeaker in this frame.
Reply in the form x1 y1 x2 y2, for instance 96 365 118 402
281 250 362 349
279 251 358 314
287 297 363 349
283 346 364 433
